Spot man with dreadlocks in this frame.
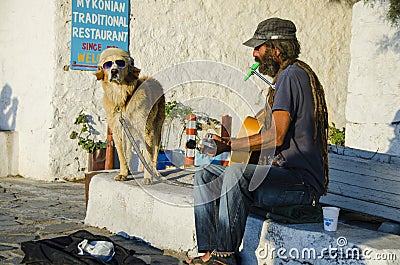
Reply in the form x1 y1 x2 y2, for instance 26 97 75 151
185 18 329 265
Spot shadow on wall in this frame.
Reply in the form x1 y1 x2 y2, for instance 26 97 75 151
388 109 400 156
378 29 400 54
0 84 18 131
376 24 399 156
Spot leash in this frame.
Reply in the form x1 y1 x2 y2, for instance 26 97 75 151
119 114 193 188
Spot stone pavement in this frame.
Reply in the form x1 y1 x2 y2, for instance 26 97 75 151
0 176 186 264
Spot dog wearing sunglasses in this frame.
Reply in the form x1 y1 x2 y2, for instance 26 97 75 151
95 48 165 184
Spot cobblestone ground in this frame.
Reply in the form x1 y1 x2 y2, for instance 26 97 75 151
0 176 186 264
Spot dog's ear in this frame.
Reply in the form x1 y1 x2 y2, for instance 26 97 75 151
133 66 141 79
127 56 141 79
125 65 141 83
94 68 104 80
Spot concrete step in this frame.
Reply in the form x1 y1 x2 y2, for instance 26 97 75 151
0 131 18 177
85 171 400 264
242 216 400 264
84 170 197 255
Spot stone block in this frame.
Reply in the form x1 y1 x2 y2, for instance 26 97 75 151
241 215 400 264
84 172 197 254
0 131 18 177
345 123 398 156
378 222 400 236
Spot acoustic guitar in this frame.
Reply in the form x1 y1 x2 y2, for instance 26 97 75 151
229 116 263 164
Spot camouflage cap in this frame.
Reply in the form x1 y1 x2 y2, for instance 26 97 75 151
243 17 297 48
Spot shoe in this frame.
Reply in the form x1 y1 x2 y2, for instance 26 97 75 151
207 255 237 265
184 257 207 264
184 255 237 265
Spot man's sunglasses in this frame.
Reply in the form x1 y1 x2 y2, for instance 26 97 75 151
103 60 126 70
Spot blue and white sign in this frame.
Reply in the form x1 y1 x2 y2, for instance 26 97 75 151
70 0 130 71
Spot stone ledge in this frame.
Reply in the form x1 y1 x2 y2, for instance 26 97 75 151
85 172 400 264
328 145 400 165
84 172 197 254
242 215 400 264
0 131 18 177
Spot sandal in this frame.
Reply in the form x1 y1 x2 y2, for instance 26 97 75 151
184 257 208 265
184 250 238 265
207 255 237 265
184 256 236 265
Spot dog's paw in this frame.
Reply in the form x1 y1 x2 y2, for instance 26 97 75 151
114 175 128 181
141 178 153 185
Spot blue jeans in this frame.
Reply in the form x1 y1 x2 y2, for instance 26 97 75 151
194 163 316 253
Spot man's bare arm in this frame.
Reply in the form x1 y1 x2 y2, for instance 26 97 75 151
231 110 291 151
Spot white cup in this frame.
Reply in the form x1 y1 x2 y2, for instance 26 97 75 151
322 207 340 232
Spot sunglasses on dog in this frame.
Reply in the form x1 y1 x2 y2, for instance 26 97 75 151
103 60 126 70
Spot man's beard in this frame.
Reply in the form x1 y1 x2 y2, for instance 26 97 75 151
256 54 280 78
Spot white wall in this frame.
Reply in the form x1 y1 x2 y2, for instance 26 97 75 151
1 0 356 180
126 0 352 128
346 1 400 156
0 0 55 180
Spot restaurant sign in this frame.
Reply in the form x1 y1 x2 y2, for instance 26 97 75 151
70 0 130 70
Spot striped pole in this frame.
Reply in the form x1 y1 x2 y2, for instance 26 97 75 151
105 126 114 170
220 115 232 166
184 113 196 167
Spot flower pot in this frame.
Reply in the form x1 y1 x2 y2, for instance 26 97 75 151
88 148 106 171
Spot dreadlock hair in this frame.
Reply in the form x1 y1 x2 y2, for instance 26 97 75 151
265 39 301 62
266 39 330 194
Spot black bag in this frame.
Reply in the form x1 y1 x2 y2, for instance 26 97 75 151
251 203 323 224
21 230 147 265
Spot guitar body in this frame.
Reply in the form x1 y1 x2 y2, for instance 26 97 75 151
229 116 263 164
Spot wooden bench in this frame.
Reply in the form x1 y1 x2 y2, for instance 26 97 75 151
320 151 400 223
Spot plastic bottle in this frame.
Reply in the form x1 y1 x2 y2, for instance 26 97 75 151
199 135 217 156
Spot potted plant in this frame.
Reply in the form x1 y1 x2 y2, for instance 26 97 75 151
69 112 107 171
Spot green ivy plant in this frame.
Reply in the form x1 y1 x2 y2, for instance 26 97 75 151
165 100 193 119
364 0 400 25
328 122 346 146
69 113 106 153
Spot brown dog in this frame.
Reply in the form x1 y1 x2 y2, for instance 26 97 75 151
95 48 165 184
